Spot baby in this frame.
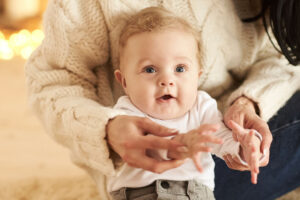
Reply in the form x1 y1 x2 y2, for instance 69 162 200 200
108 7 264 200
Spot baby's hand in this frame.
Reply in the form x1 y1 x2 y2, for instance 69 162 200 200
240 130 261 184
230 121 262 184
168 124 223 172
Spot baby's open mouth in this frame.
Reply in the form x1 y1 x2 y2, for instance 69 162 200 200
157 94 175 102
161 94 173 100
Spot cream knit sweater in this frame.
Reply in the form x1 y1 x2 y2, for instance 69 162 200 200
25 0 300 199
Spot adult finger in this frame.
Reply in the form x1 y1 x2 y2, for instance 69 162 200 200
192 152 203 172
224 154 249 171
223 155 234 169
231 155 249 170
259 150 270 167
256 124 273 153
139 118 179 137
126 134 184 150
126 154 184 173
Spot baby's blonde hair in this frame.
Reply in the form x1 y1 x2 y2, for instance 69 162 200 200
119 7 202 67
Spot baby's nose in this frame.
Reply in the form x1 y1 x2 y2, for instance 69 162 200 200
159 79 174 87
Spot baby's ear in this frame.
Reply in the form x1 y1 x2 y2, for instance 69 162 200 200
114 69 127 88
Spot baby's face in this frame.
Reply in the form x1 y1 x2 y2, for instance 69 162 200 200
117 29 201 120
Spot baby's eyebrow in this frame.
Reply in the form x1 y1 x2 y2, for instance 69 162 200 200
137 58 152 66
174 56 192 64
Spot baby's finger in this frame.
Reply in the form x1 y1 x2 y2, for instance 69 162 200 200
191 144 212 153
197 124 220 134
192 152 203 172
251 150 260 174
249 148 259 173
242 130 255 148
251 171 258 184
197 134 223 145
229 120 247 140
249 131 260 173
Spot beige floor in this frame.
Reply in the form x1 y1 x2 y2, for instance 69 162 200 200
0 58 298 199
0 58 102 199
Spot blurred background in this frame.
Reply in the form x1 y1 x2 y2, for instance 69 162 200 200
0 0 46 60
0 0 101 199
0 0 298 199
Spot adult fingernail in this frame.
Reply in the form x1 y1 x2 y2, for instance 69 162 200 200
177 146 189 153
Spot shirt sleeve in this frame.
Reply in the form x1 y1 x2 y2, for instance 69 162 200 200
198 92 241 159
25 0 123 176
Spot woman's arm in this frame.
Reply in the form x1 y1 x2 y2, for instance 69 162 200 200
25 0 121 175
227 35 300 122
223 33 300 170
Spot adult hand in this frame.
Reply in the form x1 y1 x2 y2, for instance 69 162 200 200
223 96 272 171
106 115 185 173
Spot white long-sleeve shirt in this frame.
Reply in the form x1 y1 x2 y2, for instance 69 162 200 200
107 91 242 192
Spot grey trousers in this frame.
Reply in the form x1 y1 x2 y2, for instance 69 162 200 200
110 179 215 200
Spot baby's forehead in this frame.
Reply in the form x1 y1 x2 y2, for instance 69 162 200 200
119 28 198 53
122 27 196 43
118 28 202 69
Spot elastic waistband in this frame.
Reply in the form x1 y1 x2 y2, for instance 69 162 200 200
110 179 215 200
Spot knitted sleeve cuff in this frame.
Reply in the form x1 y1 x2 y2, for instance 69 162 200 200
226 64 300 121
55 97 126 176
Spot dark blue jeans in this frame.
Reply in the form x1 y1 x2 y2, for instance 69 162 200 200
213 91 300 200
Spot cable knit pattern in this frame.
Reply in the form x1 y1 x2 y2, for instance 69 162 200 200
25 0 300 199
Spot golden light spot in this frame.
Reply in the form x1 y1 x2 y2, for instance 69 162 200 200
0 39 15 60
0 29 44 60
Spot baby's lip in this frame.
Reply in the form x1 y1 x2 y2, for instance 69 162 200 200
157 94 175 101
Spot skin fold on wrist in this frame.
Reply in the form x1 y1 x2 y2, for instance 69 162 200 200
233 96 260 116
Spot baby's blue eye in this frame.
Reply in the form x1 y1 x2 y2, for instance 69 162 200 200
175 65 185 72
144 66 156 73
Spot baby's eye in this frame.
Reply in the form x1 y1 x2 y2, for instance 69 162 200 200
175 65 186 73
143 66 156 73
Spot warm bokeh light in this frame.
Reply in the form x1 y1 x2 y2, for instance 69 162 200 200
0 29 44 60
0 39 14 60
